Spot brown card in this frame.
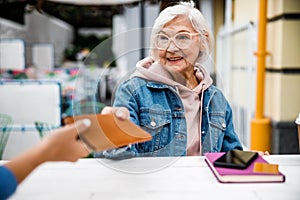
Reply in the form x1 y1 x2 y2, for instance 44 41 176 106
64 114 152 151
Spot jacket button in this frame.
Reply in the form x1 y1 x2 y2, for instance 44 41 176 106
150 121 156 127
222 122 226 128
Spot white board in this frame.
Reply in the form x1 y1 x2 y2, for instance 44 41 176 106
0 80 61 130
0 39 25 70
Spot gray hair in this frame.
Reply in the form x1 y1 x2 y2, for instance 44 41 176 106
149 1 214 63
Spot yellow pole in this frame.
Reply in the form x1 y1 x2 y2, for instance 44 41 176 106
250 0 271 152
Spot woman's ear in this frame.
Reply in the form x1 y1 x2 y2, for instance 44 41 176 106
203 30 209 38
200 31 209 53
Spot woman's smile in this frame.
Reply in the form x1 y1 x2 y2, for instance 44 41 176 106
166 56 184 63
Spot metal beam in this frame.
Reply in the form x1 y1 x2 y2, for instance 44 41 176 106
250 0 271 152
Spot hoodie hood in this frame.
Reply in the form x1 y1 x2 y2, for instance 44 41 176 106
132 59 213 92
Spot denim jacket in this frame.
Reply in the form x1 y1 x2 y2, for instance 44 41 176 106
100 77 242 159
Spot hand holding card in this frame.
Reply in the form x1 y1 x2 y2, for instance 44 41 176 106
64 114 152 151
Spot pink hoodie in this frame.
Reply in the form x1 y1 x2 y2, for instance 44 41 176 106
131 59 213 156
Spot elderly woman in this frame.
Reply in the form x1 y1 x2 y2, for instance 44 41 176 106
102 1 242 159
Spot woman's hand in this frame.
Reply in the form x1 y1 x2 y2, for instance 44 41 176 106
252 150 270 156
101 106 130 120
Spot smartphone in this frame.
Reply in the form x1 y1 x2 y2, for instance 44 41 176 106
213 150 258 169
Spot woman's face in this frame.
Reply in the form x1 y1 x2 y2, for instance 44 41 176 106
153 15 201 76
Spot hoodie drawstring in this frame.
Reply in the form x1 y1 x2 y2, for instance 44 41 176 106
199 83 205 156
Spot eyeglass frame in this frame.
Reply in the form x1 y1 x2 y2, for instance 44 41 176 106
154 32 201 50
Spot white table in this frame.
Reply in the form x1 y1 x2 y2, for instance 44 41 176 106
8 155 300 200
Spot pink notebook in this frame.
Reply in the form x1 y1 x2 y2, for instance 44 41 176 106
205 152 285 183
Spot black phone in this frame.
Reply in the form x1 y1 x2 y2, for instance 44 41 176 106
213 150 258 169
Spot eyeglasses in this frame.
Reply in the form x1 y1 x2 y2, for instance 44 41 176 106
154 32 200 50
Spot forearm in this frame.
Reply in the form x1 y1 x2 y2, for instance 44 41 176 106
4 143 48 184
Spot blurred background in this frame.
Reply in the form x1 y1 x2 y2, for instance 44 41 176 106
0 0 299 159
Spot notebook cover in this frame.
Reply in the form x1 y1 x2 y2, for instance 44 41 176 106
205 152 286 183
64 114 152 151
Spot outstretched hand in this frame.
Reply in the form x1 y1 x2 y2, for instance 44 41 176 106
4 119 91 184
41 119 91 162
101 106 130 120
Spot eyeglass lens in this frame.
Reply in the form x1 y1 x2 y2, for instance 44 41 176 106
155 32 195 49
